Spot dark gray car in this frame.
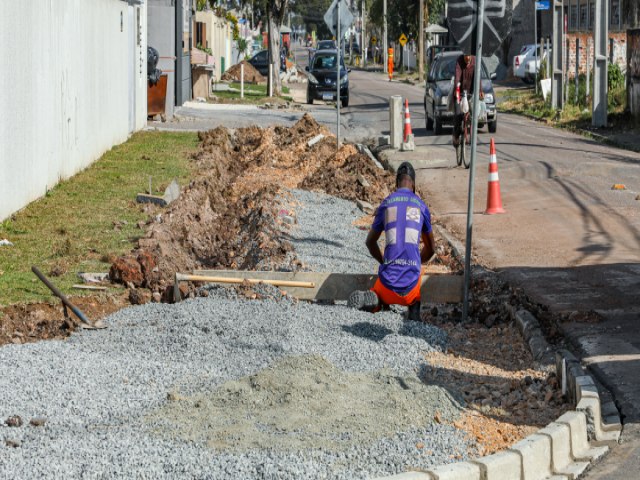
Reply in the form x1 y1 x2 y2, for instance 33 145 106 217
424 51 497 135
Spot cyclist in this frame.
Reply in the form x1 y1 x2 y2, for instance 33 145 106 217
452 54 479 148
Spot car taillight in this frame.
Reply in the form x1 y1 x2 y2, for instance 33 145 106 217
515 57 520 67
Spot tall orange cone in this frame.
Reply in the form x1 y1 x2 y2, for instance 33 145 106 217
403 98 413 141
485 138 506 215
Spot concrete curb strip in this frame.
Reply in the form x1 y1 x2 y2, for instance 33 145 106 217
471 450 521 480
509 434 553 480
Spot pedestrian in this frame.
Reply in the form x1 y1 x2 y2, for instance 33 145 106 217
348 162 436 321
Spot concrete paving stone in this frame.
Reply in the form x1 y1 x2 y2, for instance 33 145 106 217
471 450 521 480
427 462 481 480
510 434 552 480
555 411 609 462
538 423 589 479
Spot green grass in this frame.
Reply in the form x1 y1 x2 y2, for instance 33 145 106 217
498 83 627 129
211 82 291 103
0 131 200 306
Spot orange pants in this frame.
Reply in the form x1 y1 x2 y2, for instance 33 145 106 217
371 277 421 308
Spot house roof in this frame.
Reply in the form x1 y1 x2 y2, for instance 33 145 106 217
425 24 448 34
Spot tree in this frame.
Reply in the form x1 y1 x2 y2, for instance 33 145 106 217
241 0 290 95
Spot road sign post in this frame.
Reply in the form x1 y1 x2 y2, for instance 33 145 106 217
447 0 513 322
534 0 550 94
324 0 354 149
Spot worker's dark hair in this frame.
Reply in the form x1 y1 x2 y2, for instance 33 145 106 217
396 162 416 192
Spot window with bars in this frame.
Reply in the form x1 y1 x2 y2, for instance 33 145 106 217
580 3 588 29
570 0 579 31
611 0 621 29
589 1 595 30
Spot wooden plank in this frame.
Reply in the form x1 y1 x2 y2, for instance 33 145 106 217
191 270 463 304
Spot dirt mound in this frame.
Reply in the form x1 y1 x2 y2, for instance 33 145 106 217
108 115 393 299
220 60 266 84
300 151 394 205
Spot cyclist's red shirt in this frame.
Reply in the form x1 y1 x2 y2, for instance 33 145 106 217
455 55 476 96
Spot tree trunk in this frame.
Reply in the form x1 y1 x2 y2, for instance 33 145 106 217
266 1 288 97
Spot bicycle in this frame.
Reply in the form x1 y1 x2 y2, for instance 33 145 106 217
454 90 486 169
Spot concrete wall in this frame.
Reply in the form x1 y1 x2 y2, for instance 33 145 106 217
195 11 232 80
0 0 147 222
148 0 176 118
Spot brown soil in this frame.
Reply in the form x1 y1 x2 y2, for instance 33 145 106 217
421 317 568 456
1 114 401 347
220 60 266 84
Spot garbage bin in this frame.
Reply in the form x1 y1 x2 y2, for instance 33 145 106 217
148 74 168 117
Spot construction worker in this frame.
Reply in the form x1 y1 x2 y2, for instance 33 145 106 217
348 162 435 321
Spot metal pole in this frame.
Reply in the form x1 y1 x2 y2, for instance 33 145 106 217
575 38 579 105
337 0 341 148
592 0 608 127
268 64 273 97
546 36 551 81
240 63 245 98
552 1 564 109
383 0 388 72
419 0 424 82
535 4 538 94
462 0 486 323
564 15 568 106
586 40 590 99
362 0 366 68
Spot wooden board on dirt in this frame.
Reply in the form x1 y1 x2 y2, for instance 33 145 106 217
190 270 463 304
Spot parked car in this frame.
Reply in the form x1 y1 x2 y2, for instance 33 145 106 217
305 50 350 107
248 49 286 77
424 51 498 135
513 44 551 83
524 48 552 81
317 40 337 50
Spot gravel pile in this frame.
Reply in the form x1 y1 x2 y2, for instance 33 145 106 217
0 191 475 479
284 189 376 273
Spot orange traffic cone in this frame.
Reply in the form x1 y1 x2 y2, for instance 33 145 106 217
485 138 506 215
403 99 412 141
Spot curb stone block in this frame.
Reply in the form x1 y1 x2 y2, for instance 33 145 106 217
538 423 590 479
515 310 540 340
576 396 621 442
509 434 552 480
555 411 609 462
427 462 481 480
471 450 521 480
371 472 434 480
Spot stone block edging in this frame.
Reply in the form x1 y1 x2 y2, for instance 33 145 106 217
373 309 621 480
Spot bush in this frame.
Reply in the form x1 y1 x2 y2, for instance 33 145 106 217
608 63 625 91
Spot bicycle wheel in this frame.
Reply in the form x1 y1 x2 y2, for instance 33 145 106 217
462 118 471 169
455 141 463 166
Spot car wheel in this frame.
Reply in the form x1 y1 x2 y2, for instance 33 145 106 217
342 97 349 108
306 88 313 105
426 104 434 130
488 119 497 133
433 115 443 135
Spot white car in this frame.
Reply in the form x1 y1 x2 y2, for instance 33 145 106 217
524 49 551 82
513 44 551 83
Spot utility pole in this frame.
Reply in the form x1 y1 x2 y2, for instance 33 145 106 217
419 0 424 82
383 0 387 72
362 0 366 68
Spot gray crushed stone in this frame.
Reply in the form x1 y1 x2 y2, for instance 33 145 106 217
283 189 376 273
0 191 475 479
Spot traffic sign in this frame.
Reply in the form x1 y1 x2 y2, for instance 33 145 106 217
399 33 408 46
447 0 513 56
535 0 550 10
324 0 354 37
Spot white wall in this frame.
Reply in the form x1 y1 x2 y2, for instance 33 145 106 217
0 0 147 221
